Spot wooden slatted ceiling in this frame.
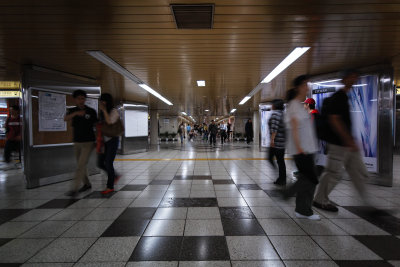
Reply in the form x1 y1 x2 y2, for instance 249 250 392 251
0 0 400 117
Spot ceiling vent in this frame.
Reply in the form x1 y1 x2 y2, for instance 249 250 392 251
171 4 214 29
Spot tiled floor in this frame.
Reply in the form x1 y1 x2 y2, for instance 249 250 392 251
0 142 399 266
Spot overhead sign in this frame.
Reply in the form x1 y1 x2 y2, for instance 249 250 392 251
396 87 400 95
0 90 21 98
0 81 20 89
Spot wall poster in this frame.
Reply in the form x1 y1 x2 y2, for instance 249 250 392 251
311 75 378 172
39 91 67 132
259 104 272 148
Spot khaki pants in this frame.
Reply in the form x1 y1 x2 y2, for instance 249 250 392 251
314 143 368 205
72 142 94 191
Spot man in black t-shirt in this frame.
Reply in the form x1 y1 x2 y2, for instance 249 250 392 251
313 70 368 212
64 90 97 196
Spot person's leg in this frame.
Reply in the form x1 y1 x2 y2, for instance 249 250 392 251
76 142 94 190
268 147 276 168
3 140 12 163
344 150 368 200
97 153 106 172
72 143 83 191
105 138 119 189
314 144 346 205
294 154 317 216
275 148 287 183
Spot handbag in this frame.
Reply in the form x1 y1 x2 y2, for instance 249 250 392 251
101 118 124 137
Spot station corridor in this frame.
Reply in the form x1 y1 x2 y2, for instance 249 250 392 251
0 143 399 266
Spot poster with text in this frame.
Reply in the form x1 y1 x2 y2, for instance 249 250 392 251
311 75 378 172
39 91 67 131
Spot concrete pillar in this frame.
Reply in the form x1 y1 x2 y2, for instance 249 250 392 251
150 110 159 145
253 110 260 145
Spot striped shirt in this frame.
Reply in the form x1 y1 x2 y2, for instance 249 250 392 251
268 110 286 149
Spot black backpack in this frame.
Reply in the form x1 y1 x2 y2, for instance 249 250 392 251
315 97 334 142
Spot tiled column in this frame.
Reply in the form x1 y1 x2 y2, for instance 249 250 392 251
150 110 159 145
253 110 260 145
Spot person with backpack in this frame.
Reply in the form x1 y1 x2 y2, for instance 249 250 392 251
313 70 368 212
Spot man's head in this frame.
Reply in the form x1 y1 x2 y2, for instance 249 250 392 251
248 119 252 123
341 69 359 90
211 120 215 124
10 105 19 117
72 90 87 108
303 98 316 111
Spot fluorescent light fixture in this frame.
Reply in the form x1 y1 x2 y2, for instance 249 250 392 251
181 112 187 115
230 108 237 113
138 84 173 105
197 80 205 86
205 109 209 112
239 96 251 105
87 50 173 106
261 47 310 84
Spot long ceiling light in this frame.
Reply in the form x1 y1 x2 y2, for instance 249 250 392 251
181 112 187 115
239 96 251 105
230 108 237 113
87 50 173 106
238 47 310 105
197 80 205 86
261 47 310 83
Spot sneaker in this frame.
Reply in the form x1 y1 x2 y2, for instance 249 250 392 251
295 212 321 220
78 184 92 192
313 201 339 212
101 188 115 195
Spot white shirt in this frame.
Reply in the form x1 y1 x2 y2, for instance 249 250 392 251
285 99 318 155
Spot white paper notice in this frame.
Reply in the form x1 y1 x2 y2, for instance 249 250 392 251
38 91 67 131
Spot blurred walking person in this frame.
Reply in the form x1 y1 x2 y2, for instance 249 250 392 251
284 75 320 220
245 119 253 144
313 70 368 212
268 99 286 185
208 120 218 146
98 93 123 195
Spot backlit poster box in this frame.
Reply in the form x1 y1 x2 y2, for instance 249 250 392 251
311 75 378 172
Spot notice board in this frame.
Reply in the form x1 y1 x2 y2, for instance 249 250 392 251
31 89 97 146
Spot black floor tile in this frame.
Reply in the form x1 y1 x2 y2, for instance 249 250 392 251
222 219 265 236
149 180 172 185
102 219 150 237
159 198 218 207
343 206 400 235
334 260 392 267
213 180 234 184
192 175 212 180
353 235 400 260
37 199 79 209
130 236 183 261
0 209 31 224
174 175 193 180
180 236 230 260
0 238 12 247
83 191 117 199
120 185 148 191
237 184 262 190
117 207 157 220
219 207 255 219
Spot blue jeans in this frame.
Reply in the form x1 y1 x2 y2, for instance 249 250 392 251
98 137 119 189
